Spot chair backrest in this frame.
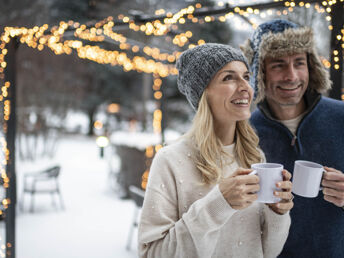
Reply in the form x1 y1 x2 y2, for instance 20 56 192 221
116 145 146 194
42 166 61 178
128 185 145 207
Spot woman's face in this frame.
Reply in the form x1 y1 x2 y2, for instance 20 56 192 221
206 61 253 125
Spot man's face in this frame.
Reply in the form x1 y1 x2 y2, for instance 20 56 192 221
264 53 309 108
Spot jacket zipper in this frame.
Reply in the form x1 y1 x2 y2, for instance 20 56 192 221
291 135 297 146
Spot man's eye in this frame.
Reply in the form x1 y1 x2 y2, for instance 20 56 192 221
272 64 283 69
244 75 250 81
296 62 306 67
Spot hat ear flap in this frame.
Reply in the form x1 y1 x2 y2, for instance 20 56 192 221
240 39 254 65
307 53 332 94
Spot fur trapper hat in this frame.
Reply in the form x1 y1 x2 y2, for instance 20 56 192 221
240 19 331 102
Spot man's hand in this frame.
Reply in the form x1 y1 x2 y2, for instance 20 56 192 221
268 170 294 215
219 168 259 210
322 167 344 207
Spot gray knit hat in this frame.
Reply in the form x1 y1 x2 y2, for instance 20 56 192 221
240 19 331 102
176 43 250 110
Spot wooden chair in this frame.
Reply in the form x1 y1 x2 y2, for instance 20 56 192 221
114 145 146 199
21 165 65 212
126 185 145 251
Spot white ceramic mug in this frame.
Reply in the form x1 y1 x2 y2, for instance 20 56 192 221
292 160 324 198
250 163 283 203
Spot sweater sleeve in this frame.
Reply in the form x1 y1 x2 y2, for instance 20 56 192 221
138 150 237 258
261 204 291 258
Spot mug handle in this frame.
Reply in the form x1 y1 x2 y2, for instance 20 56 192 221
319 170 326 191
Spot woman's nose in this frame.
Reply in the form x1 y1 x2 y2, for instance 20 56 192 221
238 78 250 91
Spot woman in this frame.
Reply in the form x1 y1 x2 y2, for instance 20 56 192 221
138 43 293 258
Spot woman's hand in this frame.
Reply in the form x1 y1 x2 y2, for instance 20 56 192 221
268 169 294 215
219 168 260 210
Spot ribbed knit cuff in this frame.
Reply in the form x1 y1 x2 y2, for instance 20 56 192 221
200 185 238 225
263 204 290 229
184 185 238 227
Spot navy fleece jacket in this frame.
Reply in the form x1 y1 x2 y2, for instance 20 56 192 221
251 93 344 258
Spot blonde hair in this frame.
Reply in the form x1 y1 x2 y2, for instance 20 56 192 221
186 91 262 184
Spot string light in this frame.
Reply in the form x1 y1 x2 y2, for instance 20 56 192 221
0 1 342 252
73 20 183 63
152 74 163 134
1 26 178 76
141 73 165 188
145 145 154 158
141 169 149 189
332 48 341 70
0 1 341 88
0 32 12 254
107 103 120 113
0 0 343 198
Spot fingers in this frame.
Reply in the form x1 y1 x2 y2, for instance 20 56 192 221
236 174 260 185
233 168 254 176
231 203 251 210
276 170 292 194
245 193 258 203
270 201 294 212
272 172 293 215
318 168 344 207
322 171 344 199
221 174 259 210
322 170 344 201
232 184 259 201
245 184 260 194
322 171 344 182
324 166 342 174
276 180 292 191
274 191 293 201
323 187 344 198
282 169 292 181
323 194 344 207
322 179 344 191
229 193 258 210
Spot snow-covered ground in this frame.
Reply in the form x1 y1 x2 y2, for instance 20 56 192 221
15 134 138 258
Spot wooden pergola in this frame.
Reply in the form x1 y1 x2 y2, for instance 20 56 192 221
2 0 343 257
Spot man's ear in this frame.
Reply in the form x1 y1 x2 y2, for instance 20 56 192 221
261 61 266 81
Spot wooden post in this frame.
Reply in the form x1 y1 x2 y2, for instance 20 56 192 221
4 37 18 258
142 73 151 131
160 78 165 145
328 1 344 100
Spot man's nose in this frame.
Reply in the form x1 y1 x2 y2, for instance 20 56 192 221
283 64 297 81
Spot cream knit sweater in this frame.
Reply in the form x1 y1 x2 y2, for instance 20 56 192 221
138 138 290 258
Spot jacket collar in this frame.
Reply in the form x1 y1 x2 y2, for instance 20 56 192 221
258 89 321 121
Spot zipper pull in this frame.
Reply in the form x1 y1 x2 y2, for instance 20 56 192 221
291 135 297 146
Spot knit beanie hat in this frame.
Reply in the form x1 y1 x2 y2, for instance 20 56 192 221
240 19 331 102
176 43 250 110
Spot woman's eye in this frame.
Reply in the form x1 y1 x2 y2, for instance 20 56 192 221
244 75 250 81
223 75 232 81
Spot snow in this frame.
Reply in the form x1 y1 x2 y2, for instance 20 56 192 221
15 134 138 258
110 129 181 150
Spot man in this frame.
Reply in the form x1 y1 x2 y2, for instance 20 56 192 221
241 19 344 257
